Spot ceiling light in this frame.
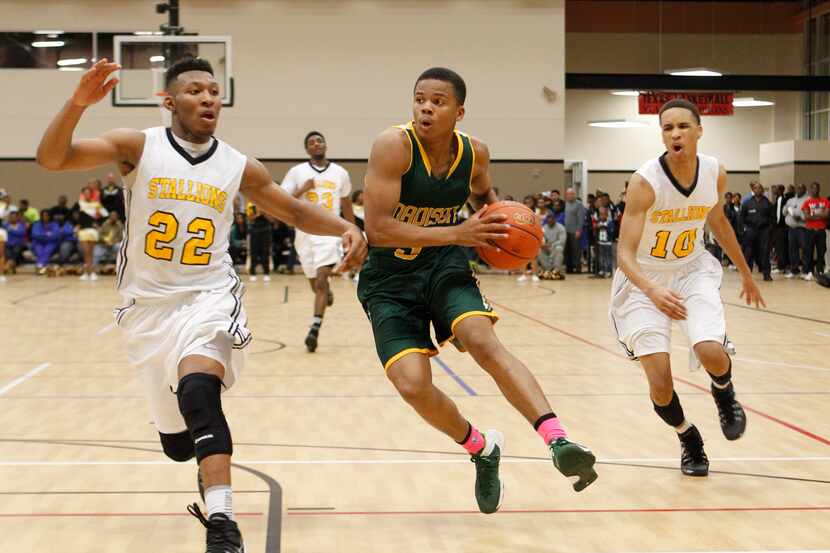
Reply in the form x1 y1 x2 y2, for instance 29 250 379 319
149 55 165 63
32 41 65 48
58 67 84 72
34 30 64 35
611 90 640 96
57 58 87 67
733 97 774 107
667 68 722 77
588 120 649 129
133 31 164 35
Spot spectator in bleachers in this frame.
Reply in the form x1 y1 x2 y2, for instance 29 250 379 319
0 217 6 282
0 189 14 219
537 214 566 280
550 189 561 203
351 189 365 231
272 219 296 274
771 184 790 274
30 210 60 274
741 182 774 280
4 208 27 274
49 195 72 221
93 211 124 269
802 181 829 280
584 193 597 274
72 186 106 280
101 173 125 221
785 183 808 278
552 198 566 225
83 178 102 203
564 187 585 274
18 199 39 224
741 180 758 206
54 211 77 265
247 203 272 282
593 206 615 278
229 211 248 268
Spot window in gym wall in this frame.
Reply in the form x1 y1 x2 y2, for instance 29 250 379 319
803 13 830 139
0 31 152 70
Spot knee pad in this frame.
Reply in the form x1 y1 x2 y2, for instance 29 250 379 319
159 430 195 462
653 391 686 428
176 373 233 462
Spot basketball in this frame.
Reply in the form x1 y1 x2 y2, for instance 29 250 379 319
475 201 544 270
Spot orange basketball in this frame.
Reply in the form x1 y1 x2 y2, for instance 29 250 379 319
475 201 544 270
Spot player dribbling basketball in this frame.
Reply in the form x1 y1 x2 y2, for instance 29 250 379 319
359 67 598 514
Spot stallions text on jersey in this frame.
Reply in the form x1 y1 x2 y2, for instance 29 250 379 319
117 127 247 299
634 152 720 270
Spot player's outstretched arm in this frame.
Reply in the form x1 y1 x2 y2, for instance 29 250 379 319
364 128 508 248
241 157 366 271
708 166 766 308
617 174 688 320
37 59 143 173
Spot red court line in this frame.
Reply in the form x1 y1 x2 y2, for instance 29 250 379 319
0 511 263 518
490 301 830 447
288 506 830 516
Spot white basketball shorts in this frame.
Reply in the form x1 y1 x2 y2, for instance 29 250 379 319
114 275 251 434
296 236 341 278
608 253 727 360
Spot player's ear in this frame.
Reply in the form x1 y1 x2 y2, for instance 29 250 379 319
162 93 175 113
696 124 703 140
456 104 465 123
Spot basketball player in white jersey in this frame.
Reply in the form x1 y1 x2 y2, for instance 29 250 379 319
611 99 765 477
36 58 366 553
281 131 355 352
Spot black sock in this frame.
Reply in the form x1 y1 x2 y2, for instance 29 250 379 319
707 358 732 390
653 392 686 428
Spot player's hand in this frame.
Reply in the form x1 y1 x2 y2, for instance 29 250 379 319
453 205 510 248
71 59 120 108
335 225 367 273
300 179 315 194
646 286 687 320
739 274 767 309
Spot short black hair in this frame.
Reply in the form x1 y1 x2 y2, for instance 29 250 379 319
415 67 466 104
659 98 701 125
304 131 325 148
165 57 214 89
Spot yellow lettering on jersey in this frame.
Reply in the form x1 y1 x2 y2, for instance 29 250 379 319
393 203 464 228
649 205 710 225
320 180 337 190
147 178 159 200
146 177 227 213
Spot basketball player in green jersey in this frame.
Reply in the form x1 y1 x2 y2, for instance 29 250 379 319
359 68 598 514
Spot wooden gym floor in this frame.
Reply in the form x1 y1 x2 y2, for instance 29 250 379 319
1 270 828 552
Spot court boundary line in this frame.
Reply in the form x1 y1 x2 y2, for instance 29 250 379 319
0 363 50 396
433 356 478 396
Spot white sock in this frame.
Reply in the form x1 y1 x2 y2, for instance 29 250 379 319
675 420 691 434
205 485 234 521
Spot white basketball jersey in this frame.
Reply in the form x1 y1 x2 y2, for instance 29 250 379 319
635 152 720 270
280 161 351 248
117 126 247 300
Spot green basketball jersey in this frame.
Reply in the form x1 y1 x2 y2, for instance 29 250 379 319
365 121 475 271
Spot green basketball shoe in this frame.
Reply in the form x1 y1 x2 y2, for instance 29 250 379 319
550 438 598 492
471 430 505 514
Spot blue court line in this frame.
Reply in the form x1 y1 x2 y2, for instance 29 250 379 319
433 357 478 396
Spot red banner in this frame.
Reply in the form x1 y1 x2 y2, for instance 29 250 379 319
638 91 734 116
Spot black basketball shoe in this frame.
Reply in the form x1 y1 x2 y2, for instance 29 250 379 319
188 503 245 553
305 327 319 352
712 383 747 440
678 425 709 477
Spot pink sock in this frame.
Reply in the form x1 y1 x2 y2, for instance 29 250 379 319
460 425 485 455
537 416 567 445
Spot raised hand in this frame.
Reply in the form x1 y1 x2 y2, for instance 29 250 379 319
71 59 121 108
453 206 510 248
